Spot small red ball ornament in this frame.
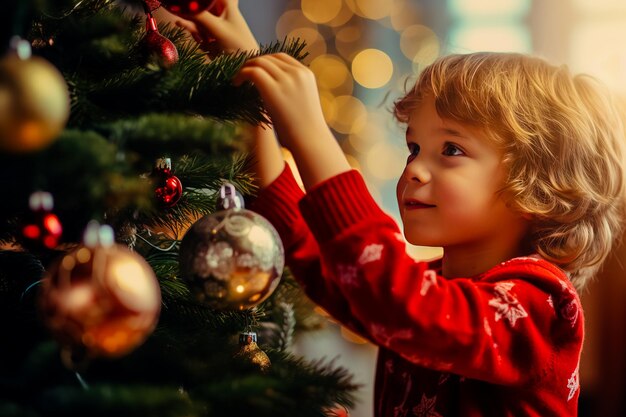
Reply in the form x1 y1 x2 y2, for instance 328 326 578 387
160 0 223 17
142 13 179 69
21 191 63 250
153 157 183 207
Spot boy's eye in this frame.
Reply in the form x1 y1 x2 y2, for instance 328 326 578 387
407 143 420 163
442 143 464 156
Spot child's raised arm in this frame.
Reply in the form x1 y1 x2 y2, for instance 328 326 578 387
176 0 285 188
233 53 352 190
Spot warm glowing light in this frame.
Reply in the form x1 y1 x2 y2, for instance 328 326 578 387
61 254 76 270
352 49 394 89
335 25 363 61
448 0 530 18
448 24 531 53
43 236 57 249
301 0 342 24
287 27 327 59
101 330 131 354
76 247 91 263
569 21 626 94
276 9 316 40
109 257 157 311
365 141 407 180
328 96 367 134
65 283 94 311
348 114 389 153
310 54 350 90
325 1 354 27
236 285 245 293
346 0 393 20
390 0 422 31
44 214 62 234
400 25 440 66
248 224 272 248
574 0 626 11
22 225 39 239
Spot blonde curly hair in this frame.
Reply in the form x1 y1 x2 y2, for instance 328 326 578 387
394 52 626 290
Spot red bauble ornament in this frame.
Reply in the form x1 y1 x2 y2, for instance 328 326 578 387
160 0 223 17
142 13 179 69
21 191 62 250
153 157 183 207
144 0 162 11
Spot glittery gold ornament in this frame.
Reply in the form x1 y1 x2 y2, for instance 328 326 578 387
179 184 284 311
235 332 270 372
0 38 70 153
38 223 161 365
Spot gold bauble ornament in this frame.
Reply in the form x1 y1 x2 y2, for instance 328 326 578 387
0 38 70 153
179 184 284 311
38 224 161 365
235 332 271 372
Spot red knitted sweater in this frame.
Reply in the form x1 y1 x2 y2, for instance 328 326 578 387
252 166 583 417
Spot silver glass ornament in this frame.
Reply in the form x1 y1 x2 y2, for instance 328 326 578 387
179 184 284 310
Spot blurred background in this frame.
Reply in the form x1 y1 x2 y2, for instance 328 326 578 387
163 1 626 415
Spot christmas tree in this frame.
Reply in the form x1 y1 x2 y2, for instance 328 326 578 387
0 0 358 415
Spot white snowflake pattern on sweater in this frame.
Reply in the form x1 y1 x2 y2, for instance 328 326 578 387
567 367 579 401
420 270 438 296
412 394 443 417
358 243 384 264
488 282 528 327
336 264 359 286
558 281 580 328
371 323 414 345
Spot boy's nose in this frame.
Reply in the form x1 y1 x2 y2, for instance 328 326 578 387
405 159 432 184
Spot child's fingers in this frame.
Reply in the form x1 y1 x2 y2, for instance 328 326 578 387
233 54 311 91
233 66 276 92
175 19 200 37
252 54 316 88
220 0 239 13
240 55 293 82
188 10 222 32
265 52 304 67
176 19 212 50
233 57 276 86
175 18 195 31
187 10 237 44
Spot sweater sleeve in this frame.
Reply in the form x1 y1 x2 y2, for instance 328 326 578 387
297 169 583 387
250 165 370 335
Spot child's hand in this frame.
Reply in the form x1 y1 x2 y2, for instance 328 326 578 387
234 53 351 189
175 0 258 56
233 53 328 151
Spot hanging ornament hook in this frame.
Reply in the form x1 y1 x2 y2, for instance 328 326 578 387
219 183 243 210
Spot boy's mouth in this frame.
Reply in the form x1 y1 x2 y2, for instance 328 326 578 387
403 199 436 209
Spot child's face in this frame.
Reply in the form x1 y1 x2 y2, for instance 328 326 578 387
396 95 528 251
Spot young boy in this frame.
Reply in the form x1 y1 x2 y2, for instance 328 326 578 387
179 2 626 415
